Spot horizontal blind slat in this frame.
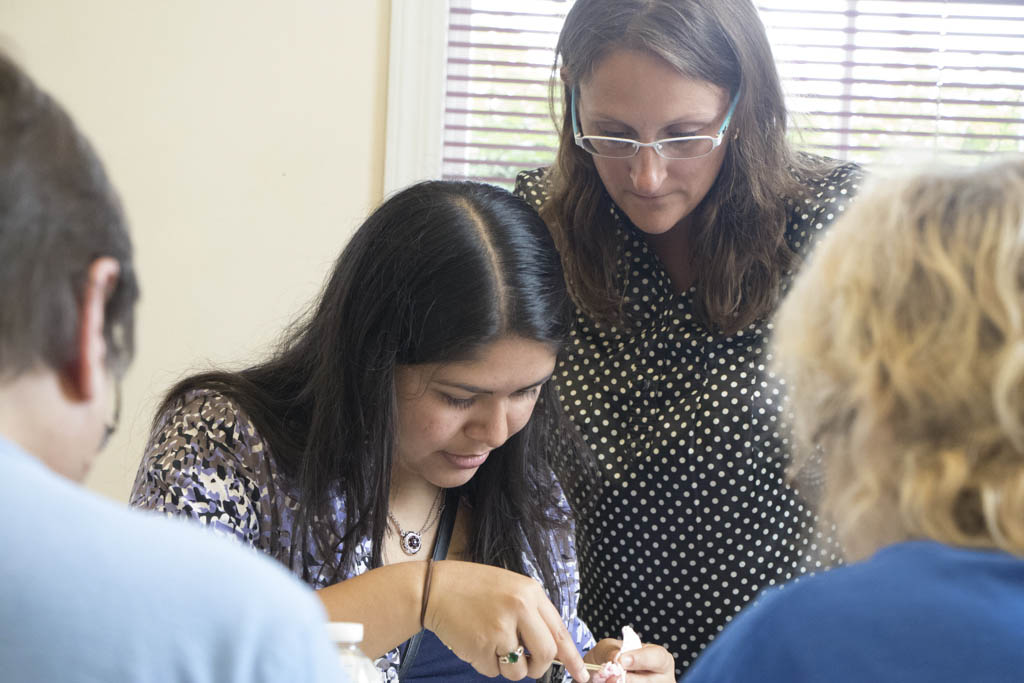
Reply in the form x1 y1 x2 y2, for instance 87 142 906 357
778 59 1024 74
446 107 550 119
443 140 559 152
757 5 1024 22
802 144 1008 155
446 90 549 102
447 57 553 68
794 110 1022 125
449 8 566 19
796 127 1022 140
786 94 1024 106
449 23 561 36
443 157 541 168
448 41 557 51
446 124 557 135
771 43 1023 55
785 78 1023 91
447 74 552 85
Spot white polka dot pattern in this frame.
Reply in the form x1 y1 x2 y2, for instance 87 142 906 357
514 161 862 677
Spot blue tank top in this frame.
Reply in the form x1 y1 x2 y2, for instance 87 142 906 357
403 630 536 682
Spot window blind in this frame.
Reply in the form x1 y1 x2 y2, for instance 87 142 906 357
443 0 569 186
442 0 1024 187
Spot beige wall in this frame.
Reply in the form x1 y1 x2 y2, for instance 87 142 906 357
0 1 391 501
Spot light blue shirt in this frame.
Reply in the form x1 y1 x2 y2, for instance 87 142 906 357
0 435 345 682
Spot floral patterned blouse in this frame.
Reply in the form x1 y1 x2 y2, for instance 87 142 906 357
130 388 595 682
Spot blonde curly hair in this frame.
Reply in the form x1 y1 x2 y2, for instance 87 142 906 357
773 157 1024 561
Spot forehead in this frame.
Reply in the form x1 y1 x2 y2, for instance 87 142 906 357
579 48 728 124
396 336 557 391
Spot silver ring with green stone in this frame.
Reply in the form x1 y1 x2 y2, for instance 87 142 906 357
498 646 525 665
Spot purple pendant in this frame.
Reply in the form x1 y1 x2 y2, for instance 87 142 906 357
401 531 423 555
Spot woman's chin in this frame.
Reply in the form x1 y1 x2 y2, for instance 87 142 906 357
621 203 689 236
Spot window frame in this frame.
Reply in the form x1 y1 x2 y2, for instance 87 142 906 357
384 0 450 195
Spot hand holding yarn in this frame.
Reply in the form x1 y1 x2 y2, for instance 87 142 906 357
584 626 675 683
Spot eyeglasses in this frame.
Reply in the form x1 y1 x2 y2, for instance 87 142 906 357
571 88 740 160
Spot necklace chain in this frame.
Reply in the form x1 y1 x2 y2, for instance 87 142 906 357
388 489 445 555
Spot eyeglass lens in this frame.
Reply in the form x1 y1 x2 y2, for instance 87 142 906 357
581 136 715 159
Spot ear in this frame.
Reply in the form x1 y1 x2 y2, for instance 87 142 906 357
64 257 121 402
559 65 570 85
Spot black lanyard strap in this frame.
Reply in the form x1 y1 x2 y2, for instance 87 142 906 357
397 489 460 679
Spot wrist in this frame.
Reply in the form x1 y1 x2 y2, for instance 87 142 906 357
421 559 454 632
419 558 435 631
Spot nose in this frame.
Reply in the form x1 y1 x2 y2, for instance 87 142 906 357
466 401 510 449
629 146 667 195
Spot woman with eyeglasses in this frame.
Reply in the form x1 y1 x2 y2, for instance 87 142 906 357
514 0 863 677
130 181 674 682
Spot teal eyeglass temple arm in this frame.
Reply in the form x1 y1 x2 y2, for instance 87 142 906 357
718 88 740 136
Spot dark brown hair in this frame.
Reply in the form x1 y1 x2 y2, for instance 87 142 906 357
0 52 138 378
156 181 586 607
542 0 829 334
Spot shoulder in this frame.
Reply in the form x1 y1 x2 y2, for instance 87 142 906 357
514 167 552 209
153 515 324 627
788 155 863 209
153 387 254 442
132 387 276 542
685 542 1024 681
683 572 838 682
0 465 337 681
684 544 937 678
145 516 341 679
783 155 864 258
145 387 267 475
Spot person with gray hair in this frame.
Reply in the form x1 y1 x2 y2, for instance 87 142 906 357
0 51 343 682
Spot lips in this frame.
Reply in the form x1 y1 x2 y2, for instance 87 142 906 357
627 192 675 206
442 451 490 470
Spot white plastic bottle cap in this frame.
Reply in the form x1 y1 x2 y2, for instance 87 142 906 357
326 621 364 644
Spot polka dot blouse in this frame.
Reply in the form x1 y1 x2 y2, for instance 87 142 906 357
514 160 862 677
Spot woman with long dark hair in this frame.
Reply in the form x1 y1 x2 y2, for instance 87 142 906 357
514 0 863 676
131 181 674 682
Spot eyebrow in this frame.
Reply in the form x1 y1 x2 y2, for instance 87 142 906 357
586 112 717 133
433 373 553 395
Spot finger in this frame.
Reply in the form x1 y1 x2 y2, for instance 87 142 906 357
537 598 589 682
460 641 500 679
617 644 675 675
587 638 622 666
518 615 558 679
496 644 529 681
467 652 501 679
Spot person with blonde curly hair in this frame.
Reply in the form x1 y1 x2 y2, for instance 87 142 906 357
684 156 1024 682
